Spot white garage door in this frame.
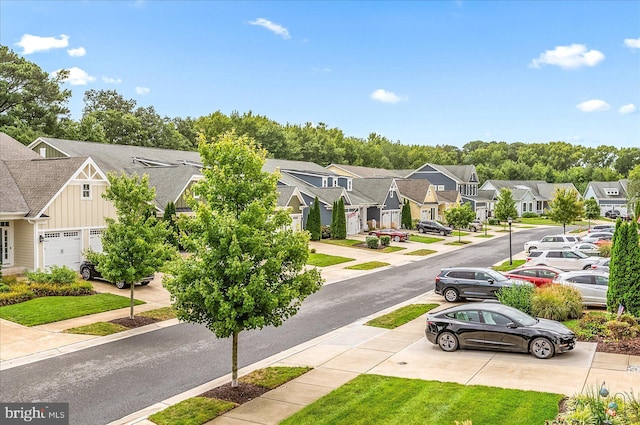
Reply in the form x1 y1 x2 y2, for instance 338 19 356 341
89 229 104 253
43 231 82 270
381 211 391 227
347 211 360 235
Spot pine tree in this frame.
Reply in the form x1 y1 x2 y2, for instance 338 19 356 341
401 200 412 229
622 221 640 315
334 197 347 239
306 197 321 241
607 220 628 312
330 200 338 238
163 201 179 248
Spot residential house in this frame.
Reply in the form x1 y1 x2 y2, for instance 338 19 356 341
350 178 402 229
394 179 439 222
583 180 629 216
1 133 115 272
435 190 462 221
480 180 581 216
325 163 412 179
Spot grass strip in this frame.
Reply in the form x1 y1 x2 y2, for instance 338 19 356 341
404 249 437 256
344 261 390 271
366 304 439 329
491 260 526 271
445 240 472 246
148 397 235 425
139 307 177 321
240 366 312 389
0 294 144 326
307 252 354 267
380 246 406 253
280 375 562 425
319 239 361 247
409 235 444 244
63 322 127 336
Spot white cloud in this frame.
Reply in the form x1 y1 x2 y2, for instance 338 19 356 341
530 44 605 69
102 76 122 84
624 38 640 49
16 34 69 54
619 104 636 114
370 89 406 104
135 86 150 95
249 18 290 39
67 47 86 57
51 67 96 85
576 99 610 112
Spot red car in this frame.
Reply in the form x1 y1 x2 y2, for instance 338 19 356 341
368 228 409 242
502 266 564 287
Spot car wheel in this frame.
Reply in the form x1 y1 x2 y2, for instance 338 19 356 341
530 337 554 359
437 332 459 352
472 227 478 232
115 281 126 289
440 230 445 236
528 246 537 253
583 265 593 270
140 281 150 286
418 227 425 233
394 236 401 242
443 288 460 303
80 267 92 281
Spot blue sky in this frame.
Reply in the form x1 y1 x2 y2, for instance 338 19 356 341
2 1 639 148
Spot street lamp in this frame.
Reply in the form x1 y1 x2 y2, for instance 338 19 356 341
507 217 513 265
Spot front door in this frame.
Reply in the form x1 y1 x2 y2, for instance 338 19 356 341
0 221 13 267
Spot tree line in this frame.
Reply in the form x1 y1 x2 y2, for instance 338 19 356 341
2 44 639 193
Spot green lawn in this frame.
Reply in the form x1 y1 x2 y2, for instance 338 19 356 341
280 375 562 425
452 230 470 237
308 252 355 267
404 249 436 256
492 259 526 272
0 294 144 326
344 261 390 271
319 239 362 247
475 234 494 238
409 235 444 244
149 397 235 425
64 321 128 336
380 246 406 253
366 304 438 329
445 240 472 246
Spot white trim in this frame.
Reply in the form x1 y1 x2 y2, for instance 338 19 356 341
28 137 71 157
174 175 204 205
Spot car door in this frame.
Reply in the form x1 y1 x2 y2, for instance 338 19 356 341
461 271 493 298
567 275 597 304
449 271 478 297
593 275 609 307
450 310 485 348
480 311 525 352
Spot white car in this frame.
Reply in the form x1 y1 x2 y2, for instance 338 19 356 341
581 232 614 244
524 235 582 253
553 270 609 307
525 249 597 271
571 242 602 256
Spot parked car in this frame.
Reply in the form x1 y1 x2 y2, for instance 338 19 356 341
368 228 409 242
80 260 153 289
525 249 597 271
416 220 452 236
463 219 483 232
605 209 621 219
588 224 616 234
502 265 564 287
434 267 529 302
590 257 610 272
620 212 634 222
581 232 614 244
425 302 576 359
553 270 609 307
524 234 582 253
571 242 602 256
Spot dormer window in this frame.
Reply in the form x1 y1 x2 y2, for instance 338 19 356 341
347 179 352 191
604 188 619 196
39 147 46 157
82 183 91 199
390 191 394 198
333 178 338 187
322 177 328 188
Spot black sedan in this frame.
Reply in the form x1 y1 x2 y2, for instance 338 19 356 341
425 302 575 359
80 260 153 289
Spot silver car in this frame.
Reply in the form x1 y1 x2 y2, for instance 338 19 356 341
590 257 610 272
571 242 602 256
553 271 609 307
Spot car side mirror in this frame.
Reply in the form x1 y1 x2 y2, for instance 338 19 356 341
506 322 518 328
488 279 494 284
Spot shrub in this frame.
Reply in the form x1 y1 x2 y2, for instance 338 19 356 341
380 235 391 246
531 285 583 321
0 282 10 293
0 283 35 306
496 284 535 314
29 281 94 297
606 320 638 341
598 243 612 258
321 225 331 239
310 248 316 254
521 212 538 218
488 218 500 225
26 265 77 284
575 312 608 340
366 236 379 249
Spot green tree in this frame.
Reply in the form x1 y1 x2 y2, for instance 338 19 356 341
401 200 412 229
333 197 347 239
627 164 640 221
622 221 640 315
163 132 323 387
88 172 175 318
584 197 600 229
163 201 179 249
607 221 640 314
306 197 321 241
494 188 518 225
547 188 584 234
330 200 338 238
0 45 71 142
444 203 475 242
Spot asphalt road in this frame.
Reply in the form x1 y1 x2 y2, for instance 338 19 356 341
0 227 553 425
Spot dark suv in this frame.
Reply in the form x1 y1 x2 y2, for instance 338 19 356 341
416 220 452 236
80 260 153 289
435 267 524 302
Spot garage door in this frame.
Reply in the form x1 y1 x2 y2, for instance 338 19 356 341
43 231 82 270
89 229 104 253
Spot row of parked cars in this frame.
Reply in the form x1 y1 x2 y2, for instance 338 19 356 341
427 226 617 359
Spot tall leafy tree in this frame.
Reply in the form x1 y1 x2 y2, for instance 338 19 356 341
621 221 640 315
163 201 179 249
88 172 175 318
627 164 640 221
494 188 518 225
333 197 347 239
584 197 600 229
401 200 412 229
163 132 323 387
306 197 321 241
547 188 584 234
444 203 475 242
330 200 338 238
0 45 71 142
608 221 630 312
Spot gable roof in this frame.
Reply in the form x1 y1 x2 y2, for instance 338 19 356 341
124 165 202 212
276 186 307 208
395 178 433 204
408 163 477 183
436 190 460 203
351 177 396 205
327 163 411 178
484 180 579 201
586 181 628 200
1 133 42 160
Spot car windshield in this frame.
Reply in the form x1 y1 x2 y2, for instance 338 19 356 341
498 307 538 327
486 270 509 282
573 251 589 259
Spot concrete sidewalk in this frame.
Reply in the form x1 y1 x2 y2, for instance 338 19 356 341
115 291 640 425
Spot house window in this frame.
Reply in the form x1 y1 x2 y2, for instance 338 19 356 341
322 177 328 188
523 203 527 212
82 183 91 199
437 185 445 191
39 147 47 157
390 191 394 198
347 179 352 191
333 178 338 187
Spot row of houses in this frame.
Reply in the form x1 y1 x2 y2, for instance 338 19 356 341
0 133 632 273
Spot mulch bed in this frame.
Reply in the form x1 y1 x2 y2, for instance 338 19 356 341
595 337 640 356
109 316 158 328
200 382 269 405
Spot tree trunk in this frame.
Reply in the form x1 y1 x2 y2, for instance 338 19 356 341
129 283 135 319
231 331 238 387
